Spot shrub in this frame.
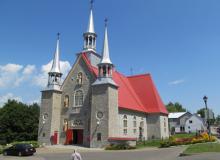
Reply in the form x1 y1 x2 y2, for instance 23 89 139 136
10 141 40 148
105 143 136 150
160 139 171 148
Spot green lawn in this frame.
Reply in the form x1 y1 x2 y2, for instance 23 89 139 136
136 140 161 148
183 143 220 154
171 133 195 139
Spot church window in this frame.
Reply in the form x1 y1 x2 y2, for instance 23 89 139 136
74 90 84 107
123 129 128 135
123 115 127 127
97 133 101 141
77 72 83 85
64 95 69 107
164 118 166 133
123 115 128 135
140 121 144 134
133 116 137 127
63 119 68 132
133 129 137 134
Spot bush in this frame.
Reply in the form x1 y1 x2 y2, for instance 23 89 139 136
10 141 40 148
105 143 136 150
160 139 171 148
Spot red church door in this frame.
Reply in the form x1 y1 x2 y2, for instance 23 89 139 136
65 129 73 145
53 131 58 145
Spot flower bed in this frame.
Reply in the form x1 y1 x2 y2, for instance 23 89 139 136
160 132 216 148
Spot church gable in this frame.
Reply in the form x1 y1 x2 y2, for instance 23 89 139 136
60 54 96 114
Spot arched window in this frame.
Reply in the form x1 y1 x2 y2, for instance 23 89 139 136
64 95 69 107
123 115 128 135
74 90 83 107
77 72 83 85
63 119 68 132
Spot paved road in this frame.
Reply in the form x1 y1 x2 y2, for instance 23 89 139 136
1 146 220 160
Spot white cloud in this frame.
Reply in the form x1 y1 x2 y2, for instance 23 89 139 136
0 63 23 73
0 93 22 107
32 60 71 87
169 79 185 85
0 63 36 88
23 65 36 75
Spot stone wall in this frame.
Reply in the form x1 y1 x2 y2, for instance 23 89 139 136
38 90 62 145
118 110 147 140
90 84 118 148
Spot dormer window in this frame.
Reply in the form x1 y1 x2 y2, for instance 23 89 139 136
77 72 83 85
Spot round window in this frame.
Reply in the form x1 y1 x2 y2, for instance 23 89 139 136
43 113 48 120
97 111 104 119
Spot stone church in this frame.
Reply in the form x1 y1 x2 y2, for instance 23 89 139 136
38 4 169 148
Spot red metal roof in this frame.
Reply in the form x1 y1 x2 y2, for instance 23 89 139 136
81 53 168 115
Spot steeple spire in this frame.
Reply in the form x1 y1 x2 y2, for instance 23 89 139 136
50 33 61 73
83 0 97 52
47 33 62 91
87 0 95 33
100 18 112 64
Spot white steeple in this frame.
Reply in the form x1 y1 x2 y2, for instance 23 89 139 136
47 33 62 91
87 8 95 33
83 0 97 52
100 19 112 64
92 19 117 87
50 33 61 73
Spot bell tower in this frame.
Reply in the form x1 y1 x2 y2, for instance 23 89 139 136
83 0 97 52
38 33 63 145
90 20 119 148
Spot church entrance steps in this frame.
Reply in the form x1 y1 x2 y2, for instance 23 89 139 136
44 145 103 152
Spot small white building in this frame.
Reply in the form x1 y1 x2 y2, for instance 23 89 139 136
185 114 206 133
168 112 192 133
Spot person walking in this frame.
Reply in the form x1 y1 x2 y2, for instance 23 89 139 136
71 149 82 160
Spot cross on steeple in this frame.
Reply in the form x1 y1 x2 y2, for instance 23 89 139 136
90 0 94 10
104 18 108 27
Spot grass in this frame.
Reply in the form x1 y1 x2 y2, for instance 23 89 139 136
136 140 161 148
171 133 195 139
182 143 220 155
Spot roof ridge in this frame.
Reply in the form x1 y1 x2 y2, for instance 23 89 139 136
127 73 150 78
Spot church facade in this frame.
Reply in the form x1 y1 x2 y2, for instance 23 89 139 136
38 5 169 148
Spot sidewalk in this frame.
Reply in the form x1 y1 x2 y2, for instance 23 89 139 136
39 144 104 153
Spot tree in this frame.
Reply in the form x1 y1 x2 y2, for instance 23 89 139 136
197 108 215 125
0 100 40 143
216 115 220 125
197 108 206 118
166 102 186 113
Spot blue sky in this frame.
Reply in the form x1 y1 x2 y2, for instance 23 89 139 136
0 0 220 115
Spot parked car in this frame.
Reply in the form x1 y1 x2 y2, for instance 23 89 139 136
3 143 36 156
